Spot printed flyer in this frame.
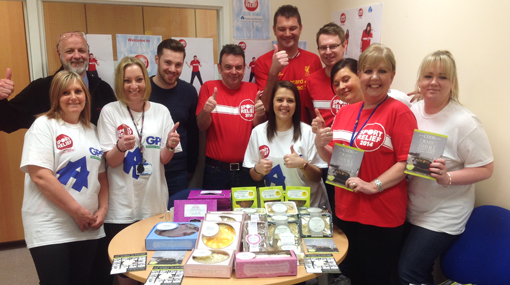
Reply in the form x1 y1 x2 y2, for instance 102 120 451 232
326 143 364 191
405 129 448 180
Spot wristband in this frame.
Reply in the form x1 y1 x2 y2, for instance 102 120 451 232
253 165 261 175
374 179 383 192
116 140 126 153
443 172 452 188
166 143 175 152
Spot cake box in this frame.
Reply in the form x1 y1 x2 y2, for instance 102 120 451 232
145 222 201 251
235 250 298 278
188 190 231 211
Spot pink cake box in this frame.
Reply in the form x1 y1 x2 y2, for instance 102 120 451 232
196 220 243 252
174 199 217 222
184 249 235 278
235 250 298 279
188 190 231 211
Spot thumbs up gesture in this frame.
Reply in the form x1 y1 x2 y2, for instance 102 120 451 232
283 145 305 168
167 122 180 149
255 149 273 175
314 108 332 148
118 124 137 152
269 44 289 76
254 90 265 116
203 87 217 113
0 68 15 100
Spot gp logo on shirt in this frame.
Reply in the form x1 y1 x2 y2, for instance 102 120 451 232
56 134 73 151
259 145 270 158
117 125 133 140
146 136 162 149
354 123 386 152
330 98 348 116
89 147 103 161
239 99 255 121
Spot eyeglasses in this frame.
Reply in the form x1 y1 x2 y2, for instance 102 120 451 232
58 31 86 43
318 42 343 52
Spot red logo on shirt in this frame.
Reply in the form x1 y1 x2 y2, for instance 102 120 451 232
244 0 258 12
340 13 346 24
117 125 133 140
135 54 149 69
330 98 347 116
239 99 255 121
179 39 187 48
259 145 270 158
56 134 73 150
354 123 386 152
358 8 364 18
238 41 247 50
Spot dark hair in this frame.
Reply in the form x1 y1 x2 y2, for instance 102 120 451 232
316 22 345 45
157 39 186 59
267 81 302 143
365 22 372 34
273 5 301 27
330 58 358 94
219 44 245 65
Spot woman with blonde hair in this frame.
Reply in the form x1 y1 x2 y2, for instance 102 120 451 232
21 70 108 284
398 50 493 285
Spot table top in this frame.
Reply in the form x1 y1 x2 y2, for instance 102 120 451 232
108 214 348 285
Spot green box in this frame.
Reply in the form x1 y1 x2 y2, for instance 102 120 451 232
231 187 258 209
284 186 310 208
259 186 284 207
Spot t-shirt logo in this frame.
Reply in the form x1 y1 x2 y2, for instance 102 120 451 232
259 145 270 158
304 66 311 77
354 123 386 152
117 125 133 140
330 97 347 116
56 134 73 150
239 99 255 121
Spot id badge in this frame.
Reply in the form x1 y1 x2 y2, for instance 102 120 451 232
137 162 153 175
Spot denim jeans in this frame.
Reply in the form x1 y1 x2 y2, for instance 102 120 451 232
165 169 189 197
202 164 260 190
398 222 459 285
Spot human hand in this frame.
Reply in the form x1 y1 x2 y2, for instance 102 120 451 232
90 208 107 230
255 91 265 116
167 122 180 149
72 207 96 232
429 158 449 186
314 109 332 147
311 108 325 134
269 44 289 75
256 149 273 175
407 89 420 103
345 177 378 194
283 145 306 168
0 68 14 100
203 87 217 113
119 124 136 151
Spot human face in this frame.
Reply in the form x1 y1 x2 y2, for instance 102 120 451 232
359 61 395 105
333 67 362 104
273 16 302 51
58 36 89 76
155 49 184 89
123 64 146 105
318 34 345 69
273 87 296 123
218 54 245 89
59 80 86 124
418 63 453 107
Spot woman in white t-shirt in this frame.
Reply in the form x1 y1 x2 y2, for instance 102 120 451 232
398 51 494 285
20 71 108 284
243 80 329 208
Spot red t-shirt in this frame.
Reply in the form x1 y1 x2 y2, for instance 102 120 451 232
190 60 200 72
361 30 373 52
249 61 256 71
88 58 98 72
329 97 417 227
254 48 322 124
196 80 258 163
303 68 347 127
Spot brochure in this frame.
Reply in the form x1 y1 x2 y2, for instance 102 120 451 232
145 266 184 285
110 252 147 274
302 238 340 254
326 143 364 191
405 130 448 180
304 254 341 274
148 251 187 266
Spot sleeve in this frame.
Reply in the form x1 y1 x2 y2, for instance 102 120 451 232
186 88 199 174
242 127 260 169
254 56 269 91
96 105 118 152
20 118 55 173
392 106 418 162
196 82 212 116
302 84 314 112
458 120 494 168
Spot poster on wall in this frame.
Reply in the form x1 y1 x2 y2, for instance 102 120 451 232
172 37 214 93
234 40 272 83
116 34 162 77
86 34 115 89
233 0 271 39
332 3 383 60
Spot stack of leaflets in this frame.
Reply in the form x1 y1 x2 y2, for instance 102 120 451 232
145 251 186 285
110 253 147 274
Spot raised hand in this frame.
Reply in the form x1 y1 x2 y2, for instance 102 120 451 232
0 68 14 100
255 90 265 116
283 145 305 168
256 149 273 175
167 122 180 149
118 124 136 151
311 108 326 134
269 44 289 75
203 87 217 113
314 109 332 147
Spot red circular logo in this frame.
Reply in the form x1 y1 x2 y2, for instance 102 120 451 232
330 98 347 116
358 8 364 18
179 39 187 48
239 99 255 121
354 123 385 152
340 13 346 24
117 125 133 140
135 54 149 69
259 145 270 158
238 41 247 50
244 0 258 12
56 134 73 150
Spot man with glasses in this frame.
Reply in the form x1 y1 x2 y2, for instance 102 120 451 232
254 4 322 124
0 31 116 133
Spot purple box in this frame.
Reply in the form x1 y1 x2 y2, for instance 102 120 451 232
188 190 231 211
174 199 217 222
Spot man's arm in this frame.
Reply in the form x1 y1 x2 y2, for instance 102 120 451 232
257 45 289 110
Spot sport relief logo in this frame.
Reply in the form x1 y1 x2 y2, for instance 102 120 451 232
238 41 247 50
239 99 255 121
179 39 187 48
135 54 149 69
56 134 74 152
259 145 270 158
244 0 258 12
340 13 346 24
330 98 347 116
117 125 133 140
354 123 386 152
358 8 364 19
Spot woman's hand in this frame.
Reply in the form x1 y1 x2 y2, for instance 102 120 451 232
256 150 273 175
283 145 306 168
90 208 107 230
72 207 96 232
429 158 449 186
255 91 265 116
167 122 180 149
345 177 378 195
118 124 136 151
314 109 333 147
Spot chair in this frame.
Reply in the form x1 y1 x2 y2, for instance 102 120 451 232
440 205 510 285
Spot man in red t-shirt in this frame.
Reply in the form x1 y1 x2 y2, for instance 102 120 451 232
88 53 100 78
248 57 256 83
254 4 322 124
187 55 203 86
196 45 265 190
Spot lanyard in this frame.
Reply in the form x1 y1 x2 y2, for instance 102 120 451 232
127 102 145 172
350 95 388 147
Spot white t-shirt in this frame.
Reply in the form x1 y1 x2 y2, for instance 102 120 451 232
20 116 106 248
407 100 493 235
97 101 182 223
243 122 329 209
388 89 413 108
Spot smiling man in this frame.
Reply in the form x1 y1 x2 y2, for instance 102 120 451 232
254 5 322 124
149 39 199 196
0 31 115 133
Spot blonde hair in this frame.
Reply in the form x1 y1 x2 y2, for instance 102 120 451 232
415 50 459 102
114 57 151 104
358 43 396 73
45 71 91 128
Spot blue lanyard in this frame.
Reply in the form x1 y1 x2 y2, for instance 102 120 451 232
350 95 388 147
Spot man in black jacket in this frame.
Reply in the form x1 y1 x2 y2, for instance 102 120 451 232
0 31 116 133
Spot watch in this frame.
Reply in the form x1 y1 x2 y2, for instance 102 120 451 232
374 179 383 192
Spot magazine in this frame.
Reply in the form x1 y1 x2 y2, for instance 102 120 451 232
326 143 364 191
405 130 447 180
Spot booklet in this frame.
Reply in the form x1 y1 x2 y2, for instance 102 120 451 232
326 143 364 191
145 266 184 285
148 251 186 266
303 238 340 254
110 252 147 274
304 254 341 274
405 130 448 180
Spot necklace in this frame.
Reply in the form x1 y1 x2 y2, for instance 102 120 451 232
127 102 145 173
349 95 388 147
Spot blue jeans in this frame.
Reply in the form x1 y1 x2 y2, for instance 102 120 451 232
165 169 189 197
203 165 260 190
398 222 459 285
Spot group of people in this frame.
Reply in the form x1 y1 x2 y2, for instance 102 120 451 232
0 4 494 285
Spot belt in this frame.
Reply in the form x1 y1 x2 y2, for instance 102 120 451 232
205 157 242 171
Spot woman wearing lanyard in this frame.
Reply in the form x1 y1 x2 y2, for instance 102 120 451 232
96 57 181 285
315 44 417 285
